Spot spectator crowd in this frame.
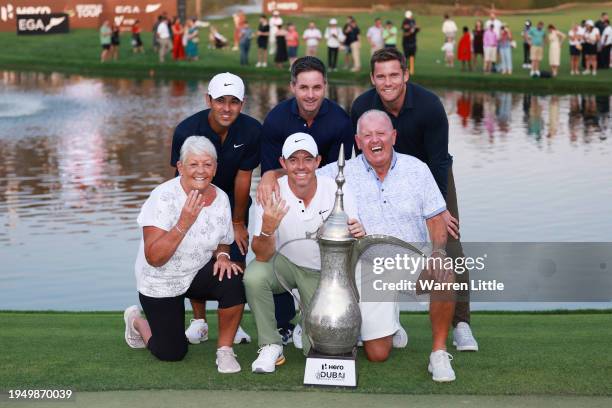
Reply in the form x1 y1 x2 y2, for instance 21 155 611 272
98 9 612 78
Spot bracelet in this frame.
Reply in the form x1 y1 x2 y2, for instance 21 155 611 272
431 248 447 257
175 225 186 235
260 230 272 237
216 252 230 260
232 221 245 225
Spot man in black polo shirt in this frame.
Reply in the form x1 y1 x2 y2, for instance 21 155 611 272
171 72 260 345
350 48 479 352
260 56 354 345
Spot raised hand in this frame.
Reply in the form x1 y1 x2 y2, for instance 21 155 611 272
260 191 289 235
176 190 206 233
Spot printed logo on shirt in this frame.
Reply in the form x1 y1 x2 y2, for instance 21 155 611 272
233 144 244 148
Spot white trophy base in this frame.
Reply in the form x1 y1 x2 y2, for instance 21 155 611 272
303 348 357 388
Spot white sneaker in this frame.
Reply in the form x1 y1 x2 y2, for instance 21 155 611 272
293 324 303 349
392 326 409 348
262 62 267 68
234 325 252 344
428 350 456 382
582 69 591 75
216 347 241 373
185 319 208 344
251 344 285 373
453 322 479 351
124 305 145 349
592 71 597 76
255 62 261 67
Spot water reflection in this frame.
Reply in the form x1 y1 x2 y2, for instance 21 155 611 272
0 71 610 310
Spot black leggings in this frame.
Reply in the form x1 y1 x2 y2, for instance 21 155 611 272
139 260 246 361
328 47 339 69
523 42 531 64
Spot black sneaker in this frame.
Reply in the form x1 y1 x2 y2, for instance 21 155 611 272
278 327 294 345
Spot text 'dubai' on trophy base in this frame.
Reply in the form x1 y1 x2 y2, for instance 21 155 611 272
303 347 357 388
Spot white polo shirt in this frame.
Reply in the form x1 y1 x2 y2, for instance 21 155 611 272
157 21 170 40
252 175 359 270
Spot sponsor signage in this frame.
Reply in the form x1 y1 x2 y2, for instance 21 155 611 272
303 353 357 388
16 12 69 34
262 0 303 14
101 0 171 31
0 1 175 31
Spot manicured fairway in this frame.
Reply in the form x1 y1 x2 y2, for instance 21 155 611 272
0 5 610 92
1 311 611 396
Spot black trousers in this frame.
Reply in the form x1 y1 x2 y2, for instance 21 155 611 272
139 260 246 361
599 45 610 69
328 47 339 69
446 166 470 327
523 42 531 64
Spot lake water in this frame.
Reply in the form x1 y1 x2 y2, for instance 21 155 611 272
0 71 610 311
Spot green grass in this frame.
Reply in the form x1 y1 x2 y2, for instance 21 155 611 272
0 5 610 93
1 311 611 395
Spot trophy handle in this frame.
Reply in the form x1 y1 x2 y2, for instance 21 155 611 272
349 234 426 302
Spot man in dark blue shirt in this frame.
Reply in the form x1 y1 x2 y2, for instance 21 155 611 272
261 56 354 173
260 56 354 342
350 48 479 353
171 72 261 345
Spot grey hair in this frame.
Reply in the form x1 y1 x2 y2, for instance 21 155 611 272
179 136 218 163
356 109 393 135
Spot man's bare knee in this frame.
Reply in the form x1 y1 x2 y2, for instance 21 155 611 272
365 347 390 362
363 340 392 362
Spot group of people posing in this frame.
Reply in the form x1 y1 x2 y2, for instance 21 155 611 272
123 49 480 382
445 11 611 77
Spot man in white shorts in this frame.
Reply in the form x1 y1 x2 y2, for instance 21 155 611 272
244 133 365 374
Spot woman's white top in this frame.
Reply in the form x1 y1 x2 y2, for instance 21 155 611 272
568 29 581 46
134 177 234 298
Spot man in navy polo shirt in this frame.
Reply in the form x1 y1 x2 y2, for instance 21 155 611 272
350 47 479 352
260 56 354 345
171 72 261 345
